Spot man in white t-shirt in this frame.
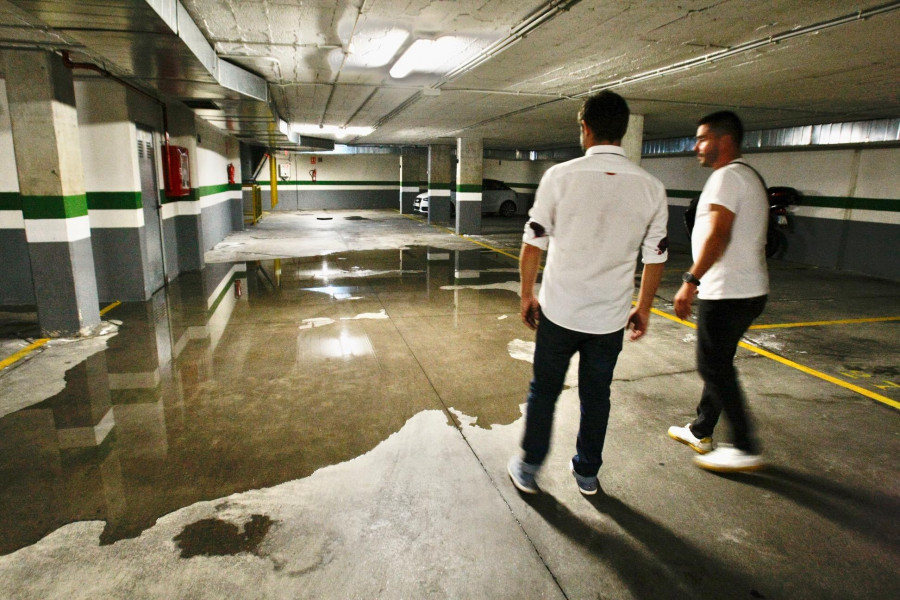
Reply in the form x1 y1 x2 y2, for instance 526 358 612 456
669 111 769 472
507 91 669 495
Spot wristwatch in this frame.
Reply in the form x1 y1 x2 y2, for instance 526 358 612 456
682 272 701 286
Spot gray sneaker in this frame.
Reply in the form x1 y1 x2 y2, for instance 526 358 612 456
507 456 539 494
569 460 599 495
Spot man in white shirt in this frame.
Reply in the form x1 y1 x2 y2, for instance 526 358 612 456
507 91 669 495
668 111 769 472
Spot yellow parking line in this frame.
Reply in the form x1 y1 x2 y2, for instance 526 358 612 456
0 338 49 371
0 301 120 370
736 341 900 410
398 212 523 262
750 316 900 329
100 301 121 316
399 210 897 410
649 307 897 410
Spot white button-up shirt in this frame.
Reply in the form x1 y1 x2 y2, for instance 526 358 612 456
523 145 669 334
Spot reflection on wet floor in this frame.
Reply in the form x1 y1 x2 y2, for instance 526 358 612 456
0 247 533 555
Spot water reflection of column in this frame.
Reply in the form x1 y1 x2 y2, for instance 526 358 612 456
0 351 124 553
426 246 450 301
105 291 173 463
454 250 482 327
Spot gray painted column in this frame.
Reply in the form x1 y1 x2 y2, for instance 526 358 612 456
4 50 101 336
427 145 452 224
399 150 425 214
455 137 483 235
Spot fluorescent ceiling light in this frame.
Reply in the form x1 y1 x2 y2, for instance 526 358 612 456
389 36 485 79
291 124 374 140
345 27 409 68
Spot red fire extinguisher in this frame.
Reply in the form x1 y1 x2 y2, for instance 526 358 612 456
227 163 235 185
309 168 317 182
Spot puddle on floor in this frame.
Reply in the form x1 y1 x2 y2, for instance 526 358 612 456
0 247 533 555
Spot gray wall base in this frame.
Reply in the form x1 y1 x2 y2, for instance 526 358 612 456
0 229 35 304
428 196 451 223
29 237 101 336
455 201 481 235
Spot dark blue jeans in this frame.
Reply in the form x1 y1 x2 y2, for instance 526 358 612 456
521 309 623 477
691 295 767 453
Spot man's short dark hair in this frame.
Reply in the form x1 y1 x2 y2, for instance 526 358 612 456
579 91 629 143
698 111 744 146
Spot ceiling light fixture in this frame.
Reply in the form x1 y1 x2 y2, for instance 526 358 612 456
345 27 410 68
389 36 483 79
292 124 374 140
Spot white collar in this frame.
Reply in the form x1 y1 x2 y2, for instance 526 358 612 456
585 145 625 156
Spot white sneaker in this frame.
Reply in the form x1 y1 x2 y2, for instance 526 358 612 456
693 447 764 472
667 424 713 454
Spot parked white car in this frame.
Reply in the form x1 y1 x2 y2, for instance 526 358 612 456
414 179 519 217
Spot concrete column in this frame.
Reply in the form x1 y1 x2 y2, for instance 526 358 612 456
455 137 483 235
4 50 101 336
399 150 425 214
427 145 452 224
622 114 644 165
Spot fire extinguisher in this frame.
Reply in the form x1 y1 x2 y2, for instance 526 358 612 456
309 168 317 183
227 163 235 185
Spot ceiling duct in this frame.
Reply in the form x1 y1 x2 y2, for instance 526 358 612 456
3 0 325 151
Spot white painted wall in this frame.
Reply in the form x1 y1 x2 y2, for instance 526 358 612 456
195 117 239 187
483 159 558 188
272 153 400 183
643 147 900 204
855 148 898 199
75 80 140 192
0 80 18 193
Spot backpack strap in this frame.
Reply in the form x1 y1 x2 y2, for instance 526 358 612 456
732 160 768 196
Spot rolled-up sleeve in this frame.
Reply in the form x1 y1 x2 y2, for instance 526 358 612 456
641 182 669 264
522 169 557 251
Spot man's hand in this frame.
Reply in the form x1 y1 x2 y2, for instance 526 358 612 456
626 307 650 341
521 295 540 330
674 282 697 320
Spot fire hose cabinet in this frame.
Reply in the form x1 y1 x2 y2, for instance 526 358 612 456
165 145 192 197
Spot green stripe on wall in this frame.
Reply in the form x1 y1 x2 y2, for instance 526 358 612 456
196 183 241 197
260 180 401 187
667 189 699 199
0 192 20 211
86 191 143 210
802 196 899 212
456 183 482 193
666 189 900 212
21 194 88 219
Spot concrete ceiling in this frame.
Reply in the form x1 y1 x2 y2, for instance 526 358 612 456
0 0 898 151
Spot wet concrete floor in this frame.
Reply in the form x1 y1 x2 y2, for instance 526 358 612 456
0 209 897 599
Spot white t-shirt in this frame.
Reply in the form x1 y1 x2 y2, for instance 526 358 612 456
692 159 769 300
523 145 669 334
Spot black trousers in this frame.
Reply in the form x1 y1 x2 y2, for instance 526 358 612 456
690 295 767 453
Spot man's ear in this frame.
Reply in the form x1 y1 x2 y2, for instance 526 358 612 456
581 120 593 144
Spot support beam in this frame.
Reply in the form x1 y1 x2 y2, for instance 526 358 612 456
427 145 452 224
4 50 101 337
455 137 483 235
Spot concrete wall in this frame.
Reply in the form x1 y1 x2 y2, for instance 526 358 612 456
0 79 34 304
0 75 243 306
258 153 400 211
195 117 242 251
643 147 900 280
253 153 560 217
